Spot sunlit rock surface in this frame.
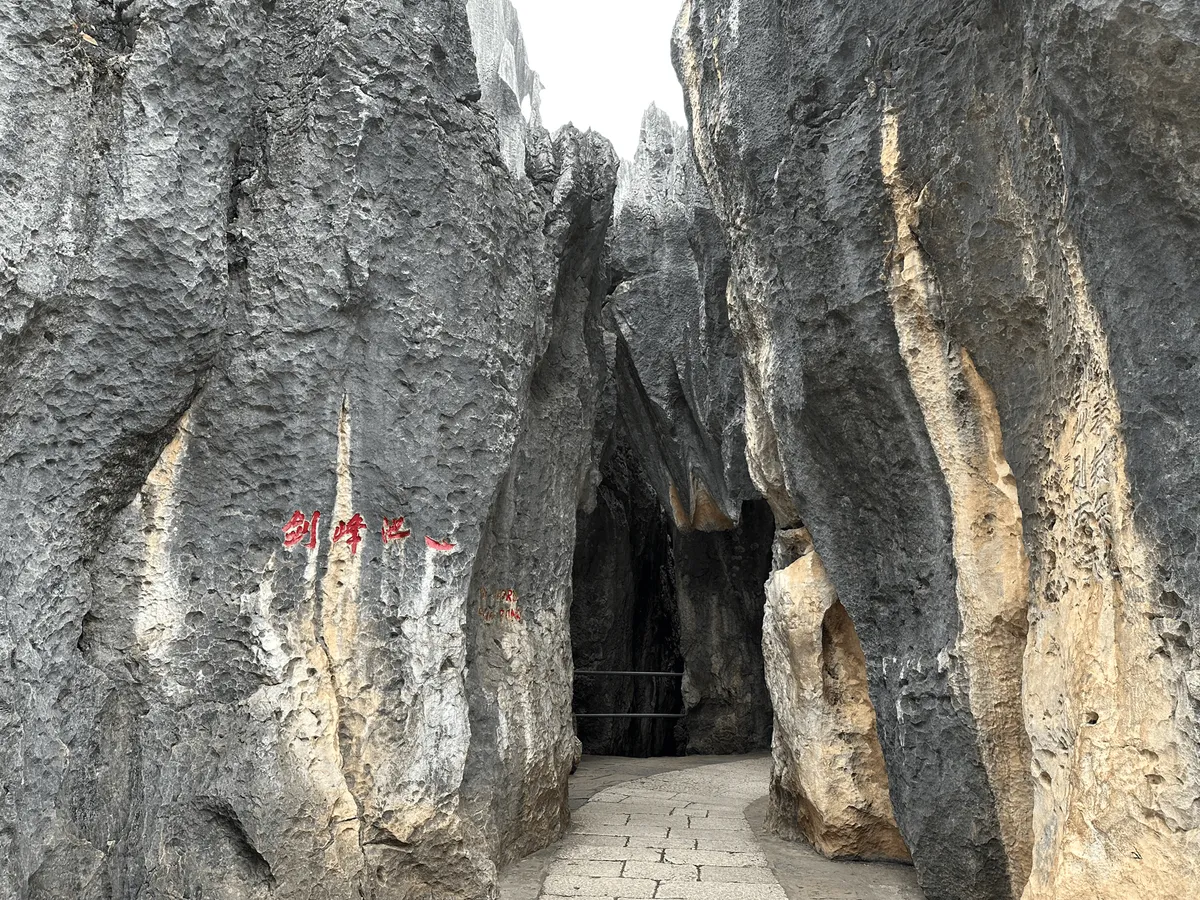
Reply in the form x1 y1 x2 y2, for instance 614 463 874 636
0 1 614 896
675 0 1200 898
466 0 541 175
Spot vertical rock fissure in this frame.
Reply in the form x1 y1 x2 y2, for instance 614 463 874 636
881 107 1035 895
312 394 369 878
572 103 775 759
572 446 686 757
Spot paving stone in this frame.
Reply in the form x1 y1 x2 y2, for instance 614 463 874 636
626 836 700 850
560 834 629 849
620 861 700 881
692 837 760 852
571 812 634 827
700 865 780 883
527 755 924 900
546 860 625 878
664 849 770 867
614 816 716 834
574 826 670 839
685 817 749 830
655 883 789 900
542 875 657 897
557 846 663 863
610 807 676 816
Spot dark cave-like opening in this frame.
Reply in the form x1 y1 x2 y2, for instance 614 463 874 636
571 446 685 756
570 445 776 757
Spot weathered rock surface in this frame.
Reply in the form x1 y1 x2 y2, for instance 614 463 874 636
762 527 909 862
570 107 773 756
676 1 1200 899
609 106 754 533
0 1 614 897
672 498 774 754
465 0 541 176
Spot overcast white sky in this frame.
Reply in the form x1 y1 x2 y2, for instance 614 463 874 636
507 0 688 159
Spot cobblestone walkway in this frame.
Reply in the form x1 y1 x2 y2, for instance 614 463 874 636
537 757 789 899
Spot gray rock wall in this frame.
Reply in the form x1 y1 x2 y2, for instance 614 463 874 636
459 124 617 870
673 499 774 754
609 106 755 531
0 1 615 897
465 0 541 175
675 1 1200 898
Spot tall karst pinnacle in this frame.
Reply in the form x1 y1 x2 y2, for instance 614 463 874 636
1 0 614 895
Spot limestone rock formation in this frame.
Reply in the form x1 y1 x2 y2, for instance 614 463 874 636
570 107 773 756
609 106 754 532
762 527 910 862
672 499 774 754
465 0 541 176
0 1 615 897
676 1 1200 898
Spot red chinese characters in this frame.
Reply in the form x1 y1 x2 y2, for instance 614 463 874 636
499 589 521 622
282 510 321 550
382 516 412 544
332 513 368 555
281 509 454 558
477 586 521 624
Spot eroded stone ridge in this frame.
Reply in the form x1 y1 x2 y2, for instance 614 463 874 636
608 105 754 534
466 0 542 175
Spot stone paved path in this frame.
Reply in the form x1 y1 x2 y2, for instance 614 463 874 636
537 757 794 899
530 756 925 900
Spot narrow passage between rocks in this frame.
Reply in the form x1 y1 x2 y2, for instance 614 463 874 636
532 757 925 900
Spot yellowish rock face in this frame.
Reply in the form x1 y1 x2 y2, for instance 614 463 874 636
674 0 1200 896
1013 127 1200 900
881 110 1034 895
762 529 911 863
669 477 737 532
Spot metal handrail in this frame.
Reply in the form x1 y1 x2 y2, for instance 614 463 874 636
572 670 686 718
574 713 686 719
574 670 684 677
